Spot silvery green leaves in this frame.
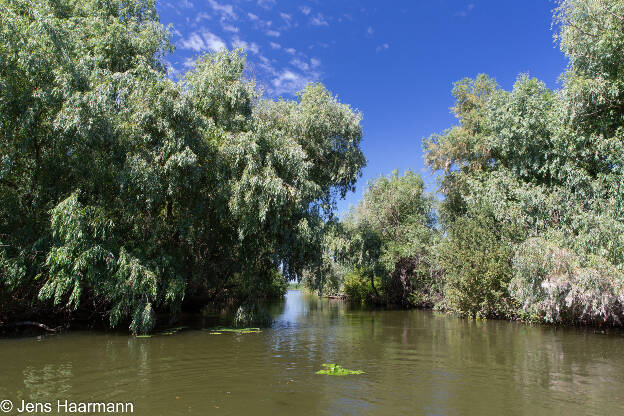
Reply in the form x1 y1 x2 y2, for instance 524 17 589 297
422 0 624 323
0 0 365 333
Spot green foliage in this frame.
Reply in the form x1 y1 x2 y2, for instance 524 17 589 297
0 0 365 332
315 364 365 376
206 327 262 334
438 214 516 318
342 268 380 304
347 171 439 306
300 220 352 296
423 0 624 325
304 170 440 306
510 237 624 325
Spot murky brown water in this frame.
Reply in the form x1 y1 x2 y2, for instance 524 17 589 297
1 289 624 415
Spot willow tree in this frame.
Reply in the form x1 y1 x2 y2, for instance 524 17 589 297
304 171 439 306
0 0 365 333
424 0 624 322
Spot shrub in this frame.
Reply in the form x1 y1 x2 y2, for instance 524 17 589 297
343 268 379 304
381 256 443 307
510 237 624 325
439 214 516 318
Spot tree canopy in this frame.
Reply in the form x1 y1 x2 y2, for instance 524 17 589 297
0 0 365 333
419 0 624 323
304 0 624 327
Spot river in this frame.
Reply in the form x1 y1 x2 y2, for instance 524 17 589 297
1 289 623 415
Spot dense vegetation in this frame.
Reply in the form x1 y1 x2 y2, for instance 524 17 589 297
306 0 624 326
0 0 365 333
302 170 440 307
3 0 624 333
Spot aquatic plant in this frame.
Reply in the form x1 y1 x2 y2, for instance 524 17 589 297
156 326 188 336
205 327 262 334
315 364 364 376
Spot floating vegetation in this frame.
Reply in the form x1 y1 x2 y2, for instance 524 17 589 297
157 326 188 336
135 335 152 338
315 364 365 376
204 327 262 334
164 326 188 332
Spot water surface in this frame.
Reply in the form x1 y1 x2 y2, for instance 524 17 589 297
1 290 623 415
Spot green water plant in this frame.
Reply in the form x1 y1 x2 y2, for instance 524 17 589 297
157 326 188 336
315 364 365 376
205 327 262 334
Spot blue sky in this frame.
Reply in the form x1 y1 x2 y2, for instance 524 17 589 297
158 0 568 215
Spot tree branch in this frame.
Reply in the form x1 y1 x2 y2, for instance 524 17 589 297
1 321 59 333
597 0 624 22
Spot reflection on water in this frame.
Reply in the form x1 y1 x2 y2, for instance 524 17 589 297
1 290 624 415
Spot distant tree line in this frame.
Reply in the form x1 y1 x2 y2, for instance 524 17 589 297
304 0 624 327
0 0 365 333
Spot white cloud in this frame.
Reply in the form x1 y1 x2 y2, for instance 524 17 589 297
195 12 211 22
250 52 321 96
367 26 374 36
180 33 205 51
257 0 276 9
205 32 227 51
179 30 226 52
290 58 309 71
279 12 294 28
308 42 329 49
208 0 236 20
310 13 328 27
271 68 319 95
232 36 260 54
183 57 197 69
274 70 298 83
175 2 325 96
272 70 302 91
222 24 239 32
376 43 390 52
258 54 272 66
455 3 475 17
291 57 321 72
249 42 260 54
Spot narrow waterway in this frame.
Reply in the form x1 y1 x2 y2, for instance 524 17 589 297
1 290 623 415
